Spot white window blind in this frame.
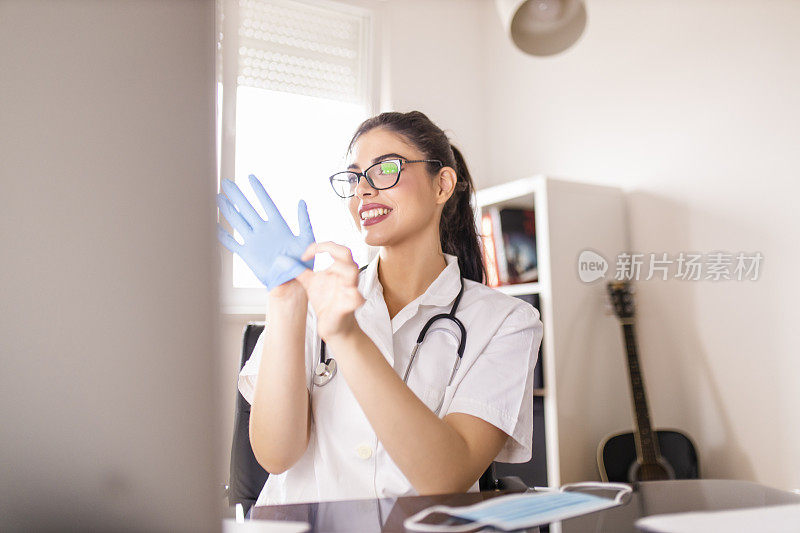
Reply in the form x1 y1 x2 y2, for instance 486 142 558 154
238 0 369 103
216 0 378 314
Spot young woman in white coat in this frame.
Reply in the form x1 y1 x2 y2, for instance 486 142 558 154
216 110 544 508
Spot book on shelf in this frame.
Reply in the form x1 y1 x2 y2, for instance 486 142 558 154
513 293 544 390
480 206 538 287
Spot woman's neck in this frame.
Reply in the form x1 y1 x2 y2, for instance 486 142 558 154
377 246 448 320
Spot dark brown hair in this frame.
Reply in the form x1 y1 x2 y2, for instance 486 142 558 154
346 110 486 284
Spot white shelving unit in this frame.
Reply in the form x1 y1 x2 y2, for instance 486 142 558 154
475 175 632 488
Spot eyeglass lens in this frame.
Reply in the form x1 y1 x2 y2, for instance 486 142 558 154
331 160 400 197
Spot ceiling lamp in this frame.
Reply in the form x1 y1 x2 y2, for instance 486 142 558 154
495 0 587 56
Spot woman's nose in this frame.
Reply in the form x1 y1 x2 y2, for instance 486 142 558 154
355 173 377 197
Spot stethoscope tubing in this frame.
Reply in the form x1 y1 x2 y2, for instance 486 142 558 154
314 264 467 403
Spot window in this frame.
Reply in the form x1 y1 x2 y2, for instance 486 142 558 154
216 0 382 313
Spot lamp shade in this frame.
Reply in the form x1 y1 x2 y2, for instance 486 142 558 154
495 0 587 56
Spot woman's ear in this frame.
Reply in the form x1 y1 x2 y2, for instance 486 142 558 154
435 166 458 205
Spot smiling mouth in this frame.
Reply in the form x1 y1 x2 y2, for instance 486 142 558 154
360 207 392 221
360 208 392 225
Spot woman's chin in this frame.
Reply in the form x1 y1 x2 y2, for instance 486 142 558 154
362 232 384 247
361 226 394 247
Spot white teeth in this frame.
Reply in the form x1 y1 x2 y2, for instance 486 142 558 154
360 208 391 220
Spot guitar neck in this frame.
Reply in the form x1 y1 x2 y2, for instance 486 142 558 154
621 322 662 464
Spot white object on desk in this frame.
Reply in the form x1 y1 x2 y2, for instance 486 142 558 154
222 518 310 533
635 503 800 533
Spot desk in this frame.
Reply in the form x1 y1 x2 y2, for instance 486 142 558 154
250 479 800 532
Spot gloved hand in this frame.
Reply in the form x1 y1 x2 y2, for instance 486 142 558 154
216 174 315 291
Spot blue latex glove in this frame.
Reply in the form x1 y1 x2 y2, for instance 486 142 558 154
216 174 315 291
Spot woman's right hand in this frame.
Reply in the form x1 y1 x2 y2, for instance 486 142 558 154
290 241 366 343
216 174 316 292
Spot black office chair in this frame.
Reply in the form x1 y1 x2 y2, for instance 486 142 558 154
228 323 526 516
228 323 270 516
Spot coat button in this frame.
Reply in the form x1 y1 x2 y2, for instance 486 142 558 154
356 443 373 459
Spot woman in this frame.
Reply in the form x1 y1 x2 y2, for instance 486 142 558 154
216 110 543 507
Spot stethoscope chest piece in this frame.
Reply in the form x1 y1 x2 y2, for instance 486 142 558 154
313 358 337 387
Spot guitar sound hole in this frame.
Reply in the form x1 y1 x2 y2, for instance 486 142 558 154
630 461 673 482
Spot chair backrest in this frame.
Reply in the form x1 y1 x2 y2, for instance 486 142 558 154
228 323 501 514
228 323 268 516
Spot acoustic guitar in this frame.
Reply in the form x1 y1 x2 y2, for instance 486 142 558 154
598 280 700 483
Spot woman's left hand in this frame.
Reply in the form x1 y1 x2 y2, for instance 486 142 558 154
290 241 367 342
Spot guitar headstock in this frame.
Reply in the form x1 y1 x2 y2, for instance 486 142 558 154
607 280 636 321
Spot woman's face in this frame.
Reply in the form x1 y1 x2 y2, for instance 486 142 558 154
346 128 446 248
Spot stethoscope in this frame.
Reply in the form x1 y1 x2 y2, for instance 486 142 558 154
312 264 467 414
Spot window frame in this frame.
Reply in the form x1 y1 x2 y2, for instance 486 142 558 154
216 0 385 315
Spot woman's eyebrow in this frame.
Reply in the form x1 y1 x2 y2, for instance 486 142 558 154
347 152 406 170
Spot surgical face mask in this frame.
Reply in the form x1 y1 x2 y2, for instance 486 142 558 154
404 482 632 532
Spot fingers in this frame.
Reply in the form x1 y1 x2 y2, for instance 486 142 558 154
216 224 242 255
347 286 367 309
301 242 359 287
301 241 355 264
330 261 361 286
248 174 288 230
220 178 263 228
297 199 315 241
216 194 252 237
292 268 364 313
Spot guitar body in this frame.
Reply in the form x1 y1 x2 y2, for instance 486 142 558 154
598 429 700 483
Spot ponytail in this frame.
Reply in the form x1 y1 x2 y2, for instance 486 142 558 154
439 143 485 283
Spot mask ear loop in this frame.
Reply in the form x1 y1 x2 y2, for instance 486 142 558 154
558 482 633 533
559 482 633 505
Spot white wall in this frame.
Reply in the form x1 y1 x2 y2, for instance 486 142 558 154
482 0 800 490
382 0 490 181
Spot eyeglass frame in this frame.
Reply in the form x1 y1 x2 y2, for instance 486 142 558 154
328 158 444 198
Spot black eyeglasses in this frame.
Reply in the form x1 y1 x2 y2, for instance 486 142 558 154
328 158 443 198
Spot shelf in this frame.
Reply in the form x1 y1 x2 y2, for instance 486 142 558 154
475 177 542 294
474 175 543 208
474 175 630 488
493 282 541 296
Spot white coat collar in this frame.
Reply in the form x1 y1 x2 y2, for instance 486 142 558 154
356 252 463 367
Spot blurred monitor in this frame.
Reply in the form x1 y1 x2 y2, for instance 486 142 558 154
0 1 220 530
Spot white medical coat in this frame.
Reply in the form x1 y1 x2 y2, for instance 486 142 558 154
239 252 544 506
